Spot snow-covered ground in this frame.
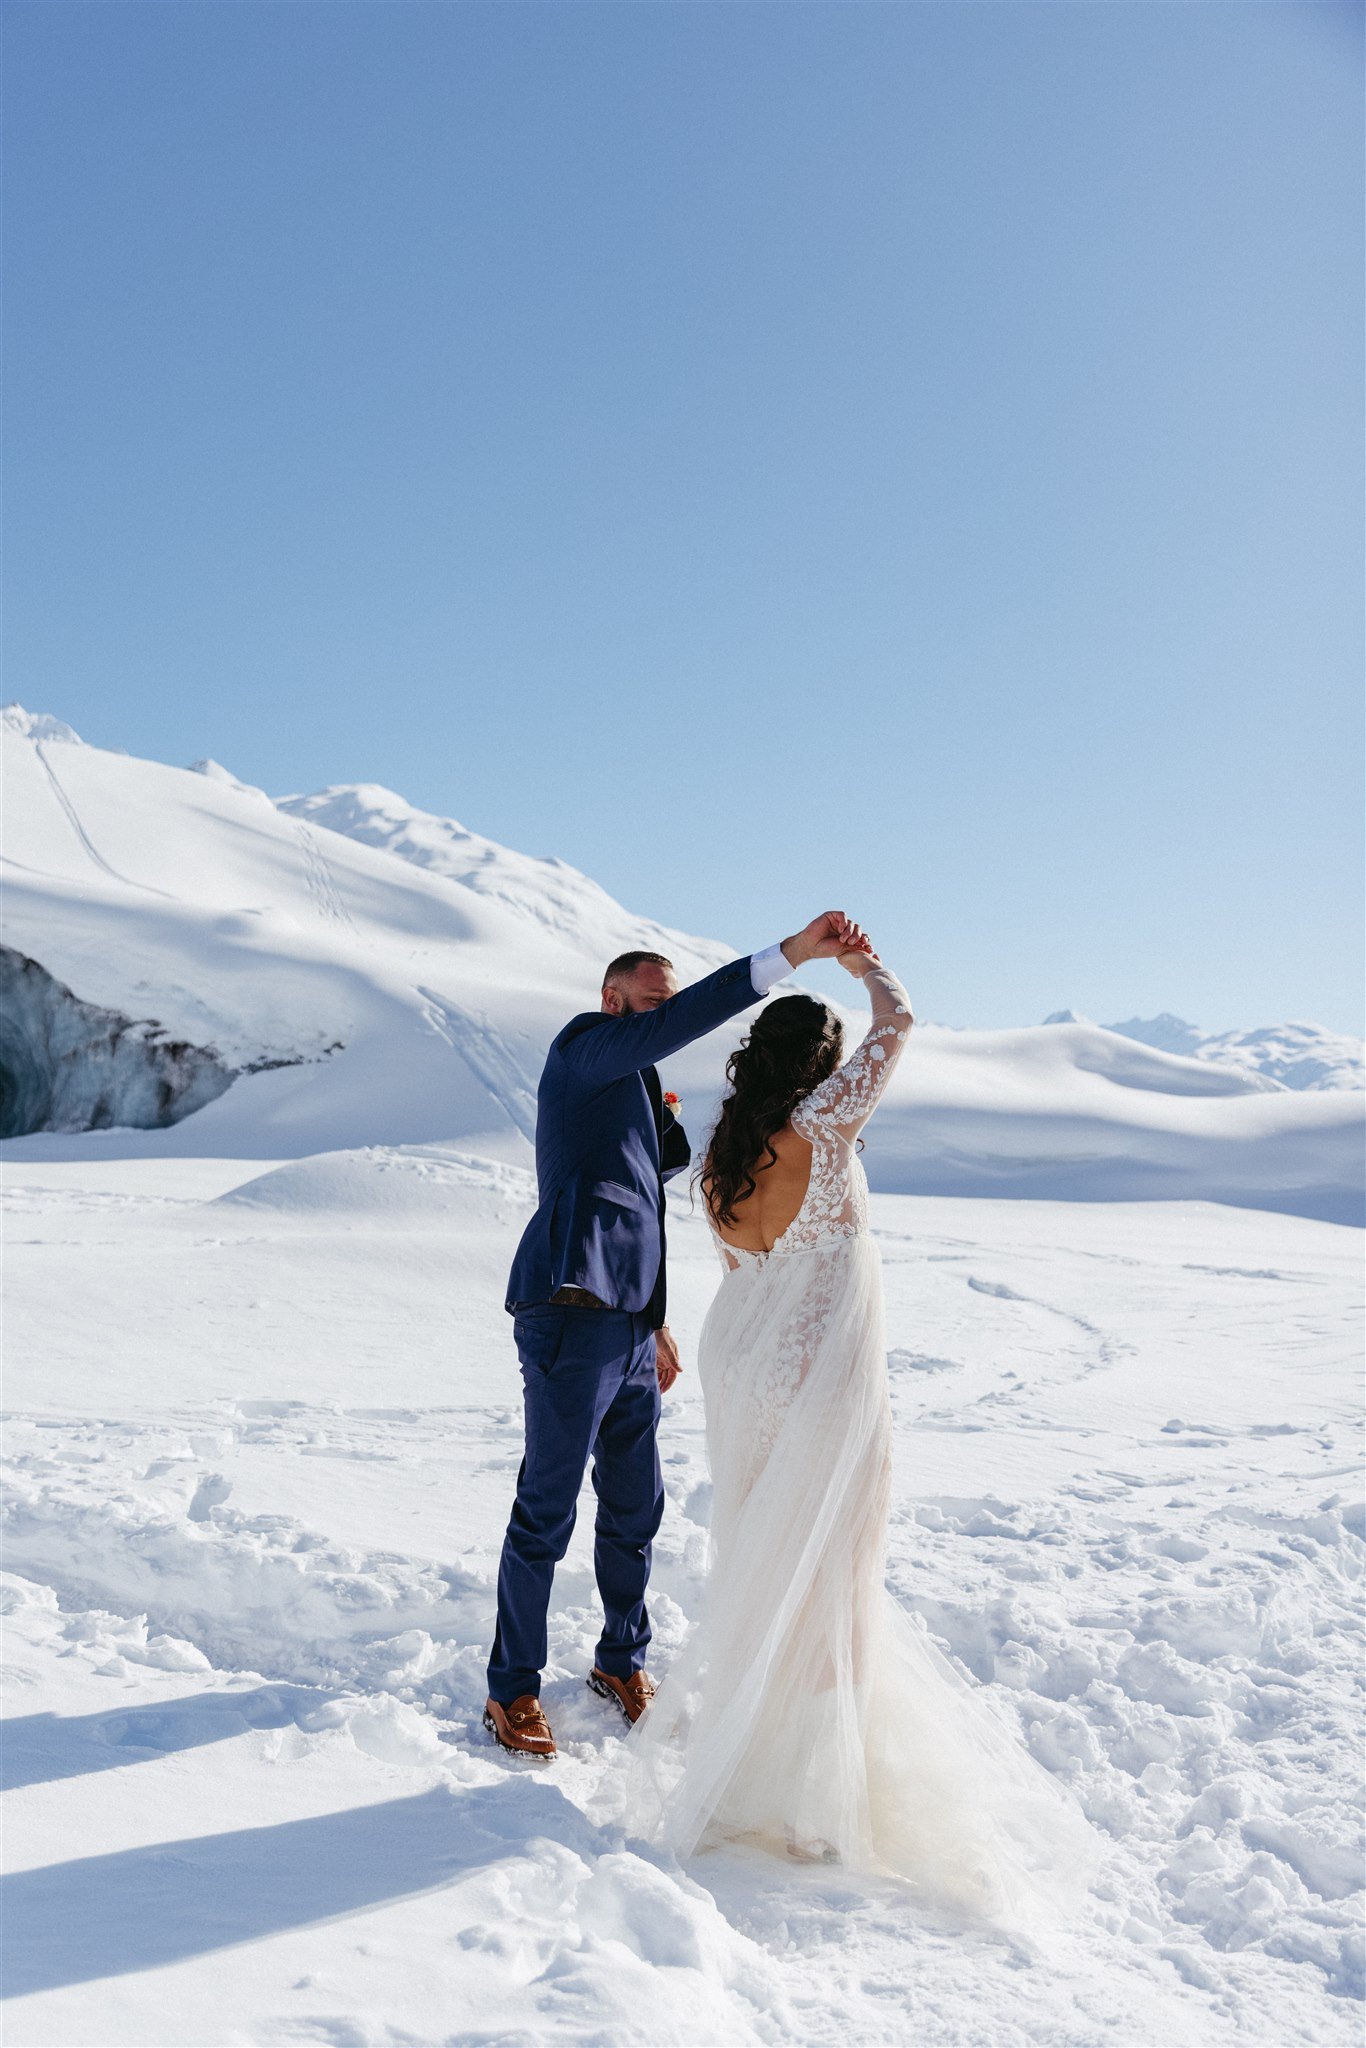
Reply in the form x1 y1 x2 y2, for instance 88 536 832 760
2 703 1362 2044
3 1153 1362 2045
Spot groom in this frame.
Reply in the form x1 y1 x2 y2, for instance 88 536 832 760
484 910 863 1759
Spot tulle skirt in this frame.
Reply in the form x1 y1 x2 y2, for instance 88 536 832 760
623 1234 1102 1932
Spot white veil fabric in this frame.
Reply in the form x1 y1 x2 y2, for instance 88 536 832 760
622 966 1102 1933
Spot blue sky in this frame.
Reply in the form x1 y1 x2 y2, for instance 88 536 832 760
7 3 1362 1032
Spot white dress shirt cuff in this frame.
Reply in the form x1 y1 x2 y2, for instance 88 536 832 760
749 941 792 995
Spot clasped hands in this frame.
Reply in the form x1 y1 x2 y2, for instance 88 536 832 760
783 909 880 978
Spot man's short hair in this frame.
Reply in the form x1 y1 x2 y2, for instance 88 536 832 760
603 949 674 987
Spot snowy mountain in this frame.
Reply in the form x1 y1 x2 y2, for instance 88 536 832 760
1045 1007 1363 1092
1 704 639 1157
1105 1012 1363 1092
272 782 730 981
2 705 1361 1222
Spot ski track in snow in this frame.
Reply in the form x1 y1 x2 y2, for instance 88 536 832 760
416 986 540 1144
1 1163 1362 2046
293 818 362 936
33 741 178 902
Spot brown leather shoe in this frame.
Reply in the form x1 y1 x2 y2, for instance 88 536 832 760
483 1693 556 1759
587 1666 656 1724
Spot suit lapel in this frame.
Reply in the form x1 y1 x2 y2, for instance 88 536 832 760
643 1063 663 1142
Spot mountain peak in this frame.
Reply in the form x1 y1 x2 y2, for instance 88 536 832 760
187 758 272 802
3 703 84 746
276 783 473 842
1107 1012 1203 1053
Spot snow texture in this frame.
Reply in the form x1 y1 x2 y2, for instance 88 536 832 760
2 1161 1361 2046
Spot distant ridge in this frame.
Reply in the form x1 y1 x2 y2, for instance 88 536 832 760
1039 1006 1361 1094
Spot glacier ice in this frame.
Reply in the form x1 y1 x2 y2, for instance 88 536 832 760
0 948 235 1138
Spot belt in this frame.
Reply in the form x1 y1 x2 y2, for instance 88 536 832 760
550 1285 611 1310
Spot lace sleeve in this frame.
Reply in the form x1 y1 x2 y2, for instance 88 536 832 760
791 965 913 1143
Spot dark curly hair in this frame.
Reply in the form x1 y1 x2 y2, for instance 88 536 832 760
700 995 845 1228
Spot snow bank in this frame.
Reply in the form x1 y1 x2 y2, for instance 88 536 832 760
215 1144 537 1227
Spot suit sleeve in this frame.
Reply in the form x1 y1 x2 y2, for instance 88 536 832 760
556 956 761 1086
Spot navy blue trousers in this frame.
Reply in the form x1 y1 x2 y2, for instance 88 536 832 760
486 1304 663 1705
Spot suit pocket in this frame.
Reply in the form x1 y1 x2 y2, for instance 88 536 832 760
514 1307 567 1376
587 1178 641 1211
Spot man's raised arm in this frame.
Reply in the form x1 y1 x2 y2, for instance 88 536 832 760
555 912 871 1086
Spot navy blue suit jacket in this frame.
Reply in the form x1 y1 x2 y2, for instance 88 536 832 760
506 954 761 1319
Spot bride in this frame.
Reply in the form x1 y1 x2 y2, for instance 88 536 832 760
625 930 1101 1928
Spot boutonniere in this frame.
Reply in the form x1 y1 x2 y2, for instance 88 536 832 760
663 1091 681 1114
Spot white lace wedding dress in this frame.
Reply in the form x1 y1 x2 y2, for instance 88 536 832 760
626 965 1101 1929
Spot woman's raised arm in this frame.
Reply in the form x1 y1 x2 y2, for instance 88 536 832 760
791 960 914 1143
